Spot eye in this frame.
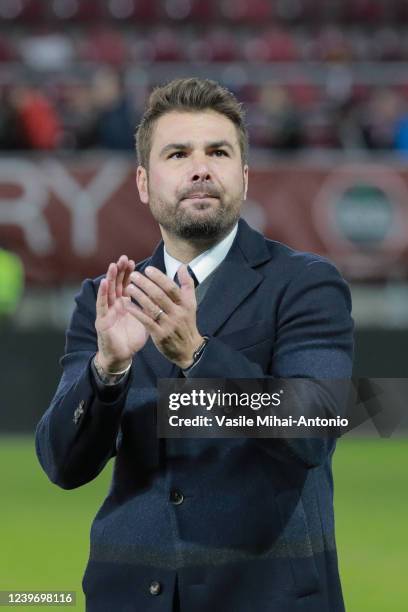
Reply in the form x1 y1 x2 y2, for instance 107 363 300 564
211 149 228 157
168 151 187 159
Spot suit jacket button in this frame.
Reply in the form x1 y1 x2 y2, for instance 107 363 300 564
149 581 161 596
169 490 184 505
73 400 85 425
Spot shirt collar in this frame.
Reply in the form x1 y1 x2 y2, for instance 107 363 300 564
163 223 238 284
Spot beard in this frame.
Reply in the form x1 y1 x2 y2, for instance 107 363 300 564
149 192 242 241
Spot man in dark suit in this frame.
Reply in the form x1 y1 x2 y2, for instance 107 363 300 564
35 78 353 611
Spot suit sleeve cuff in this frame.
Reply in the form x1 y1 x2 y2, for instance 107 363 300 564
90 356 132 403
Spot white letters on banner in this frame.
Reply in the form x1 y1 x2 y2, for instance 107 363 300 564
0 159 129 256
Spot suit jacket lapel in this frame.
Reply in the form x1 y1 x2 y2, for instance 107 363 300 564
196 219 271 337
195 257 259 337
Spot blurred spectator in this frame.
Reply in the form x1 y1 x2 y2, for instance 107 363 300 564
336 88 406 150
258 84 304 150
0 88 26 149
325 64 353 106
60 83 98 150
374 28 403 61
315 27 352 63
361 88 404 149
2 7 408 153
18 30 74 70
11 84 61 150
335 97 368 149
393 104 408 155
91 68 136 150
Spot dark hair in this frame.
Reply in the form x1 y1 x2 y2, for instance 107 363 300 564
135 77 248 169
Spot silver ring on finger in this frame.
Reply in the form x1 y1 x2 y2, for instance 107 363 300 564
154 308 164 322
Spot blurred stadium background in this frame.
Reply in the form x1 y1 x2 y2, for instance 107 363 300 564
0 1 407 610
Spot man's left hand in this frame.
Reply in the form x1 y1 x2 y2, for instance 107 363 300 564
124 265 204 369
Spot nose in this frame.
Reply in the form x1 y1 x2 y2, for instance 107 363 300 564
189 153 211 182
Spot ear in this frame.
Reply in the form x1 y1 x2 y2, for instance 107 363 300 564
243 164 249 201
136 165 149 204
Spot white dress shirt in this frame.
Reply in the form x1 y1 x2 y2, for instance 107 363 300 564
163 223 238 283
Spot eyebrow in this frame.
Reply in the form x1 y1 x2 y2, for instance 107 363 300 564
159 140 235 157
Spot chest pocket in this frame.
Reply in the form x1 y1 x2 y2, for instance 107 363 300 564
217 320 273 350
216 321 274 373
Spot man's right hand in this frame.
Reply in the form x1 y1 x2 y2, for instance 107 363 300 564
95 255 149 372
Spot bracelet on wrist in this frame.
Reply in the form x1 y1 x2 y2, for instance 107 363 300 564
94 354 132 377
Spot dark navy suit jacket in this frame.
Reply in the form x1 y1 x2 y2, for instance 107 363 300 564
35 219 353 611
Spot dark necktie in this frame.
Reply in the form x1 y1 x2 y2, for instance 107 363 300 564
174 265 199 288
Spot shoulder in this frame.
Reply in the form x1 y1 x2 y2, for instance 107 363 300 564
238 220 352 310
237 218 342 283
261 239 352 316
262 236 344 285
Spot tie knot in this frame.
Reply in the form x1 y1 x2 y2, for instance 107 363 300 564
174 265 199 288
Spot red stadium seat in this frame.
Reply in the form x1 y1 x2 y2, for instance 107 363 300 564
107 0 160 21
162 0 216 21
244 28 300 62
0 0 45 21
149 27 186 62
186 0 216 21
219 0 272 22
0 35 16 61
351 83 371 103
396 0 408 24
189 28 241 62
51 0 104 22
286 83 320 110
344 0 386 23
132 0 161 21
79 27 129 65
107 0 136 20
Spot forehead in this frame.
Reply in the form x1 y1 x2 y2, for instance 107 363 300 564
150 110 239 153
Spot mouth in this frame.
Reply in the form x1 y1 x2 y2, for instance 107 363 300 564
180 196 219 211
182 194 219 200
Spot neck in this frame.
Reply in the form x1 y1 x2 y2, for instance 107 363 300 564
160 227 227 263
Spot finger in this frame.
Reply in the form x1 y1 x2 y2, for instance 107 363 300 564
177 265 196 299
176 264 194 288
96 278 108 317
126 283 168 321
129 271 176 312
123 299 161 334
144 266 182 304
122 259 135 290
115 255 128 298
107 263 118 307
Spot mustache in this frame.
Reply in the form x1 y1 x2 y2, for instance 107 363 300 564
179 186 220 200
